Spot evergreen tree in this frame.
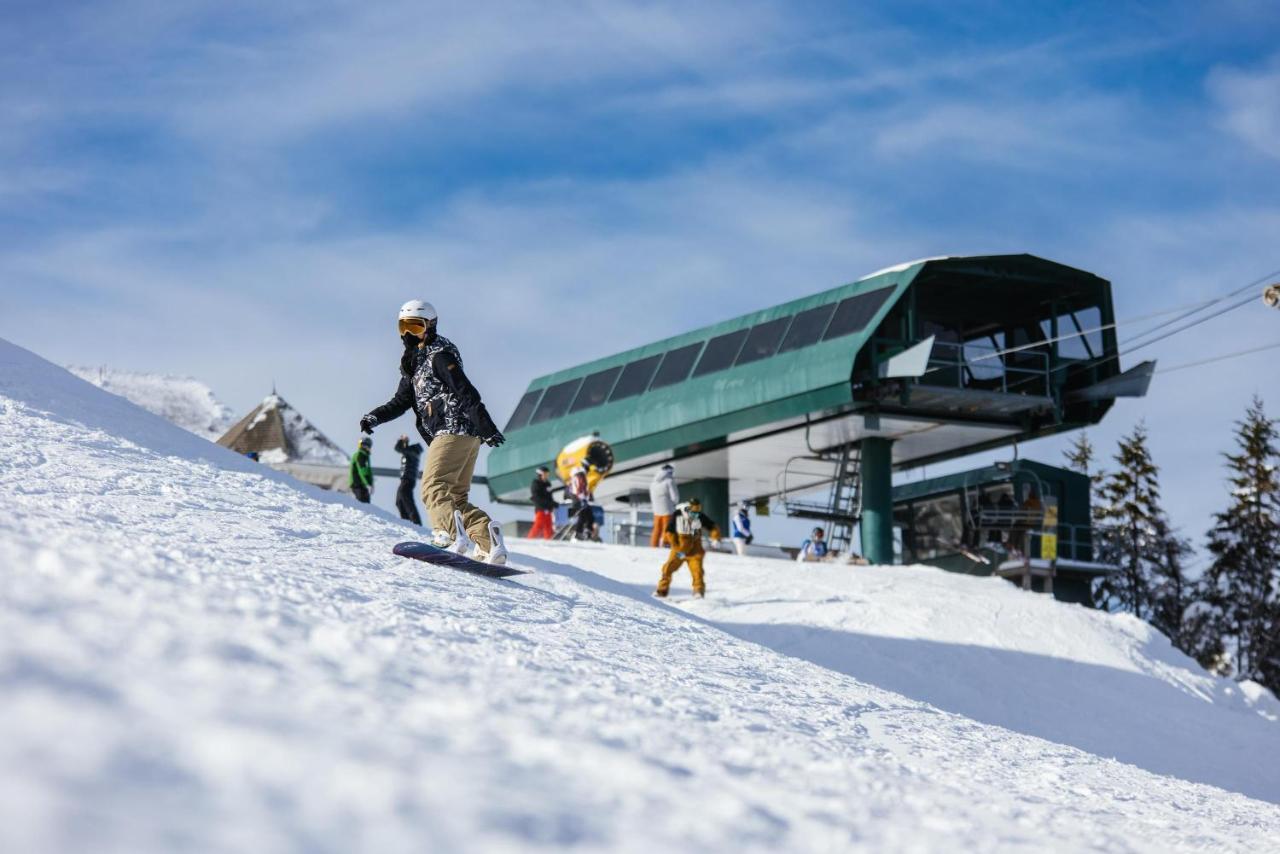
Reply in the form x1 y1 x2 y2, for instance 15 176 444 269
1201 396 1280 689
1094 424 1163 617
1063 432 1094 476
1146 514 1203 655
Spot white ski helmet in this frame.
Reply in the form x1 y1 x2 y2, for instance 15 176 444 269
399 299 437 322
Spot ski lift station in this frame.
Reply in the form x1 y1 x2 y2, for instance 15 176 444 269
486 254 1152 588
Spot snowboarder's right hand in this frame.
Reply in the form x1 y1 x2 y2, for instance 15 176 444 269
360 414 378 434
484 430 505 448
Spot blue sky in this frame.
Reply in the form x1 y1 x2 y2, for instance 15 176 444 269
3 0 1279 553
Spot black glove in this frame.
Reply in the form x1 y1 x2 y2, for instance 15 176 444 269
360 414 378 434
484 431 505 448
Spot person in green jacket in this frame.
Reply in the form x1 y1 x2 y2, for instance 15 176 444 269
350 436 374 503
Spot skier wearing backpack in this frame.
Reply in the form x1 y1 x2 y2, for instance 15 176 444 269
568 463 598 541
349 436 373 504
654 498 721 599
360 300 509 564
393 434 424 526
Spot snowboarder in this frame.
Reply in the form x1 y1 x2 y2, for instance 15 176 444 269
568 463 598 541
649 463 679 548
730 500 753 556
393 434 424 525
360 300 509 564
797 527 829 562
654 498 721 599
350 436 374 504
529 465 557 539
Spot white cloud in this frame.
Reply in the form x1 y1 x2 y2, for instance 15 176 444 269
1208 54 1280 159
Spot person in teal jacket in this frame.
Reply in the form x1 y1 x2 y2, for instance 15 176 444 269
350 436 374 503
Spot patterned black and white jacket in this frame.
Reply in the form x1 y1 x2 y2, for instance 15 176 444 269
369 334 501 445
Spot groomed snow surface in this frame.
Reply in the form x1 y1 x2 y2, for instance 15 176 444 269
3 336 1279 853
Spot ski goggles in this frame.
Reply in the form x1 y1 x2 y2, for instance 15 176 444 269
399 317 429 335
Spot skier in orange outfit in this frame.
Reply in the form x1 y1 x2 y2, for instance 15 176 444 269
654 498 720 599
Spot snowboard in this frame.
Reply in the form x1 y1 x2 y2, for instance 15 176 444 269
393 541 530 579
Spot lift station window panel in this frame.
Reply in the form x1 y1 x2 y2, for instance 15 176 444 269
650 342 704 390
529 378 582 424
736 316 793 365
823 287 894 341
569 366 622 413
609 354 663 402
505 389 544 431
692 329 749 377
777 303 837 353
1044 306 1103 360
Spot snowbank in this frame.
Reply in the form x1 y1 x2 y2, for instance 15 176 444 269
546 542 1280 802
3 337 1279 853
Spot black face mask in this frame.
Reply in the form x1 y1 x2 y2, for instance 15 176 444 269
402 333 421 348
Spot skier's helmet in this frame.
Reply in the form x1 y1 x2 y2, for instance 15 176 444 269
359 436 373 449
398 300 437 336
687 497 702 512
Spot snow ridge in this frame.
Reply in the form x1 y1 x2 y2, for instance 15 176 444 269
67 365 233 441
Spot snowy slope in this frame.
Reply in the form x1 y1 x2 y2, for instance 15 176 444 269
551 543 1280 802
3 336 1280 853
67 365 233 441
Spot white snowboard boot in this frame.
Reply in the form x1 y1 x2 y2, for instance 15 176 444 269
429 528 455 549
482 521 508 566
452 510 475 556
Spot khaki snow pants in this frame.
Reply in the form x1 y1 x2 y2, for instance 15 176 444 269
657 550 705 596
421 434 493 551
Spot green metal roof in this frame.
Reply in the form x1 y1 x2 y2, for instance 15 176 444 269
486 254 1118 503
487 261 923 495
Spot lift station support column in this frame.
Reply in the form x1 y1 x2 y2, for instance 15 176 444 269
859 437 895 565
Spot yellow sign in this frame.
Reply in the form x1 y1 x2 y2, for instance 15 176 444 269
1040 498 1059 560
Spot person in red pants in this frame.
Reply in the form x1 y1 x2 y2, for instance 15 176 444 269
529 465 558 539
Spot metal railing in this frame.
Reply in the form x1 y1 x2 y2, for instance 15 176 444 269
918 340 1050 396
1027 523 1095 562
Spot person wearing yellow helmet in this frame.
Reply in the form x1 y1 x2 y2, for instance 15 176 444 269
654 497 720 599
361 300 508 564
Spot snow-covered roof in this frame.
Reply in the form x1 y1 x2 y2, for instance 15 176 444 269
217 393 347 466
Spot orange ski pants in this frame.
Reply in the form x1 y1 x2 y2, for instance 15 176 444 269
530 509 555 539
650 515 672 548
657 550 705 596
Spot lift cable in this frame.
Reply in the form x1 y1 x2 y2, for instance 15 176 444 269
1154 340 1280 375
1118 268 1279 348
1120 289 1261 355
